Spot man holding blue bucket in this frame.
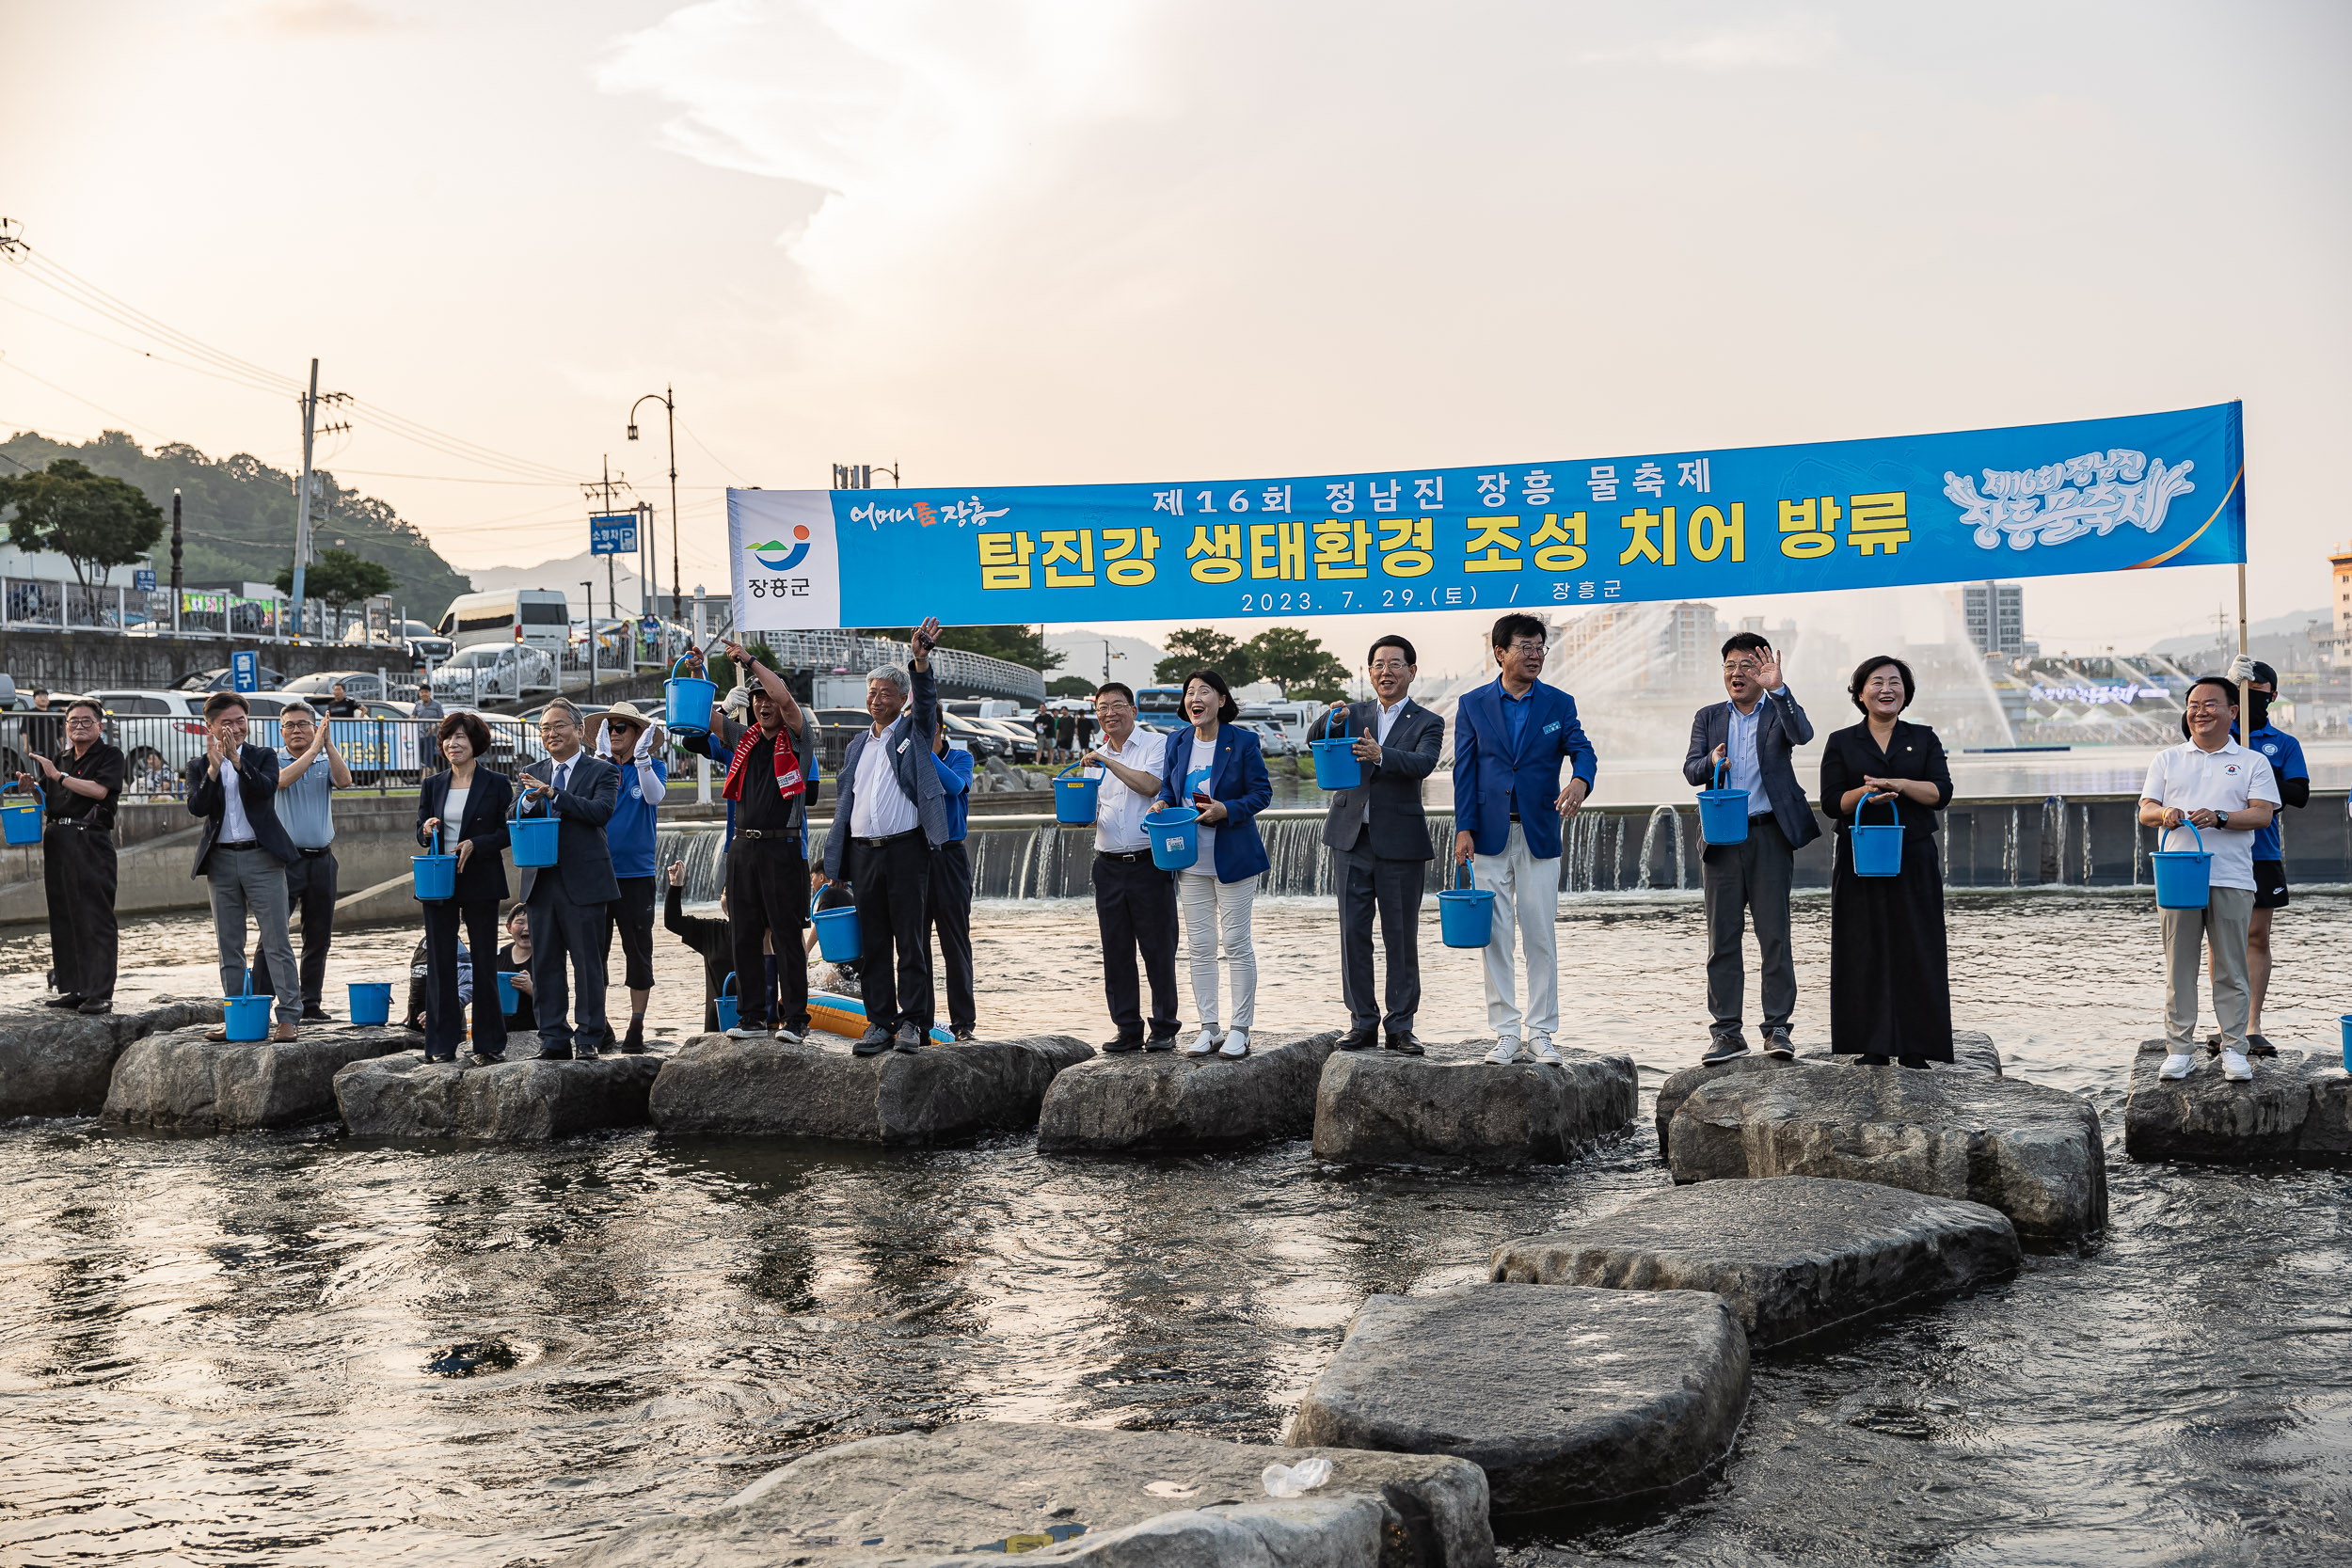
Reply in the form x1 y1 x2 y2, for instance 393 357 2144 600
2139 676 2279 1084
1084 681 1181 1053
712 641 816 1043
252 701 351 1023
1682 633 1817 1065
516 700 622 1060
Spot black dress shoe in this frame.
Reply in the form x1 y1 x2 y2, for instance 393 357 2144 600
300 1007 335 1023
1383 1032 1425 1055
2249 1035 2278 1057
576 1043 601 1060
1761 1027 1795 1061
894 1022 925 1053
423 1052 456 1064
76 1000 113 1016
1859 1053 1892 1067
1144 1032 1179 1053
1701 1037 1750 1066
535 1045 574 1061
1336 1028 1377 1052
45 993 84 1009
1102 1034 1144 1053
1899 1055 1931 1069
469 1051 505 1065
852 1025 892 1057
619 1020 646 1053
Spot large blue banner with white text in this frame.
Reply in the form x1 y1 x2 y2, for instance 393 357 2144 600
728 402 2244 631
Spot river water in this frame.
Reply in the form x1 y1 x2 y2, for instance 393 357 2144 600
5 893 2352 1566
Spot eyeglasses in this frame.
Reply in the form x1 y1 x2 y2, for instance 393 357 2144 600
1369 660 1411 673
64 715 100 727
1505 640 1546 654
1723 660 1761 675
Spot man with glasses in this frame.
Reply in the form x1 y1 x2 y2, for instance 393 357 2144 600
1081 681 1179 1052
1683 632 1819 1064
184 691 304 1041
516 700 622 1059
18 699 124 1014
1452 613 1597 1066
253 701 352 1022
1321 635 1444 1055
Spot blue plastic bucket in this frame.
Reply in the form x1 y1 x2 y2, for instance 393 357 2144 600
1054 762 1102 825
347 981 392 1026
497 971 520 1016
2151 821 2211 910
1310 708 1360 791
223 972 269 1042
1851 792 1903 878
0 783 41 847
1437 860 1495 948
811 888 863 962
1696 760 1748 846
1145 806 1199 871
511 791 559 868
666 655 718 737
715 973 739 1034
412 825 456 900
2341 1014 2351 1075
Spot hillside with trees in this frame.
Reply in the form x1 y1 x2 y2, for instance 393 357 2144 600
0 429 472 621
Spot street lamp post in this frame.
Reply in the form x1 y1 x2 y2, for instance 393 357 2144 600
628 386 678 655
581 578 596 701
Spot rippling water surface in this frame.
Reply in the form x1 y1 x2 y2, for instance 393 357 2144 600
5 892 2351 1566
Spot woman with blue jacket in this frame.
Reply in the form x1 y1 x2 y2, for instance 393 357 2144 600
1158 670 1272 1058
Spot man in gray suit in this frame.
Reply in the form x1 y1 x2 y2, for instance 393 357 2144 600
1322 634 1445 1055
818 616 949 1056
1681 631 1819 1063
517 699 621 1059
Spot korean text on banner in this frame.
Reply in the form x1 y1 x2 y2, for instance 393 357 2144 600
727 402 2245 632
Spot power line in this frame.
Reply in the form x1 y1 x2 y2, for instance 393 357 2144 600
675 413 751 483
0 356 173 440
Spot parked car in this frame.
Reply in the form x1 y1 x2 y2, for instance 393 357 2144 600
83 689 287 787
427 644 558 703
174 664 288 693
342 619 455 667
1236 718 1301 757
278 670 394 704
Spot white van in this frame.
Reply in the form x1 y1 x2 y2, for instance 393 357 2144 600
437 589 570 653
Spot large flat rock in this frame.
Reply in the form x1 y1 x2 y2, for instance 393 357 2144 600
1038 1031 1339 1153
102 1022 416 1132
1290 1282 1748 1518
1490 1176 2020 1347
650 1033 1089 1144
1654 1030 2003 1155
2122 1038 2352 1163
566 1419 1493 1567
1667 1060 2107 1247
1311 1048 1636 1167
336 1040 664 1140
0 999 227 1117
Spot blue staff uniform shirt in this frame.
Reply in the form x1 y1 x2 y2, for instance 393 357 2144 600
933 742 973 842
606 756 668 878
276 747 337 848
2247 722 2306 862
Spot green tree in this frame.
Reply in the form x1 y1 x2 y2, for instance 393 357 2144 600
274 546 397 638
1153 626 1256 688
0 457 166 592
863 624 1064 673
1242 626 1348 699
1046 674 1098 698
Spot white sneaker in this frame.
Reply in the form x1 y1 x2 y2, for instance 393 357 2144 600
1182 1028 1221 1056
725 1023 758 1039
2158 1052 2194 1081
2220 1050 2253 1082
1218 1028 1250 1059
1528 1037 1564 1066
771 1026 803 1045
1485 1038 1522 1066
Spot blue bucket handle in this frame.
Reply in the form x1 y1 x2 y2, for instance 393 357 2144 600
1057 758 1100 780
5 779 42 810
811 884 850 919
670 652 707 680
1319 705 1350 741
1709 759 1726 792
2156 818 2207 855
512 783 554 821
721 972 738 999
1451 858 1476 894
1857 790 1899 827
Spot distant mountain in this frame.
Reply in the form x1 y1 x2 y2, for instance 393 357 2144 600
465 550 647 615
0 428 472 621
1046 627 1167 687
2147 607 2329 657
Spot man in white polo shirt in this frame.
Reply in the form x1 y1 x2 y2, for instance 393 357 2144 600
2138 675 2279 1084
1083 681 1179 1053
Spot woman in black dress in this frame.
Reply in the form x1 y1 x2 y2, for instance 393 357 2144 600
1820 655 1954 1065
414 712 514 1063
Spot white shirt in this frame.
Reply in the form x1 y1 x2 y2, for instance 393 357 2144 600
2140 738 2280 893
1724 690 1786 817
1180 733 1219 876
1356 697 1412 832
219 752 256 843
850 723 919 837
1092 728 1164 853
440 785 470 848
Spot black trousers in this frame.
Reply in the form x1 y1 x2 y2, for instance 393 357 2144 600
1093 850 1179 1038
1700 815 1796 1037
1333 832 1424 1035
45 823 118 1003
254 848 338 1011
849 832 931 1032
726 834 810 1032
601 874 658 992
927 838 975 1031
422 897 506 1058
528 884 611 1053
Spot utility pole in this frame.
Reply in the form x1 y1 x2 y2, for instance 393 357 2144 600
582 578 597 701
627 385 679 654
169 489 183 633
291 358 319 639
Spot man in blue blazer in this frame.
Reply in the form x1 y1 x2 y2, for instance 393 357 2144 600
516 700 621 1059
1682 631 1820 1064
185 690 305 1041
1451 612 1597 1067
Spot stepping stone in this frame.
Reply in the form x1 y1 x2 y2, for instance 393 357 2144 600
102 1022 417 1132
650 1033 1089 1144
2122 1038 2352 1163
1037 1032 1338 1154
335 1039 664 1140
1667 1060 2107 1247
0 998 225 1117
1311 1048 1636 1167
566 1419 1492 1567
1490 1176 2021 1347
1655 1030 2003 1156
1289 1282 1749 1518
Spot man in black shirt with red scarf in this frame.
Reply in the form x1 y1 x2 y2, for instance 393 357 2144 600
712 640 814 1039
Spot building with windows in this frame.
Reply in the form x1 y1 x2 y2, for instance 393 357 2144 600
2331 542 2352 669
1947 579 2028 658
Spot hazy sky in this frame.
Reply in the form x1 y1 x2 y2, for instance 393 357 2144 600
3 1 2345 677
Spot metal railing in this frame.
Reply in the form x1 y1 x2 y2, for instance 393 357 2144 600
1 716 563 800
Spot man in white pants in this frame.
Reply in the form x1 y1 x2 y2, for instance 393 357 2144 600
1449 612 1599 1065
2139 675 2278 1084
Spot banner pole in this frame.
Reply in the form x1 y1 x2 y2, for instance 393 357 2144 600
2236 561 2250 726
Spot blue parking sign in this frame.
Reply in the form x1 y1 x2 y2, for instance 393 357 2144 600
590 513 639 556
134 568 157 592
231 651 259 692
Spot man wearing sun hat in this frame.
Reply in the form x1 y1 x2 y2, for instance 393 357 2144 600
589 700 670 1053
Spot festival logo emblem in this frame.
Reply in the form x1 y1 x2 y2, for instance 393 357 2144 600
750 525 812 572
1944 449 2195 551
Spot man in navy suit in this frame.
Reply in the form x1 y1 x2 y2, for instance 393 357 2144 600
1682 631 1820 1063
1451 612 1597 1067
184 690 304 1041
516 700 621 1059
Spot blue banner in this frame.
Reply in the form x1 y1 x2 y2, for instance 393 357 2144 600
728 402 2243 631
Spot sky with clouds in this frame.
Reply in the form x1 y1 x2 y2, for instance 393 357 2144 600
2 0 2345 675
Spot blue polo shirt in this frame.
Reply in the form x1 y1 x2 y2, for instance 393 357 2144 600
2248 723 2305 862
934 743 973 842
606 756 667 879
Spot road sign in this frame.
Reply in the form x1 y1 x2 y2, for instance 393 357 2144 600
590 513 639 556
231 651 259 693
133 568 156 592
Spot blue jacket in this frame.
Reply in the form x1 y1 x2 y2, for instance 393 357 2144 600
1156 723 1272 882
932 742 973 842
1451 679 1599 860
